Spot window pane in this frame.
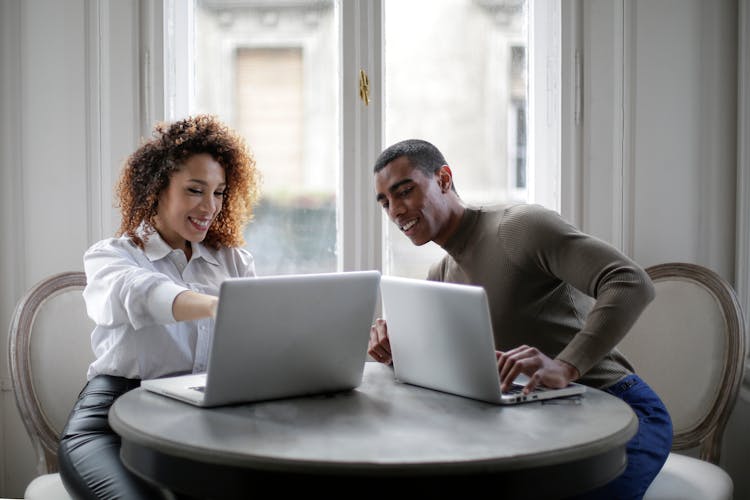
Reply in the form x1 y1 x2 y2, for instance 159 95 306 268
383 0 530 278
193 0 339 275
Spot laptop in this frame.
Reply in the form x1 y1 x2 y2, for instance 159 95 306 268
380 276 586 405
141 270 381 407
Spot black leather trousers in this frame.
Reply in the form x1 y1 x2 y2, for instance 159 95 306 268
57 375 170 500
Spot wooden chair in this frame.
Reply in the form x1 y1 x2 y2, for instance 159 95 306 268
8 272 94 500
617 263 745 500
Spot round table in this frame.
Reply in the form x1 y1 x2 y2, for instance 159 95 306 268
109 362 637 499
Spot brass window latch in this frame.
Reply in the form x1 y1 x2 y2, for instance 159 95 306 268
359 68 370 106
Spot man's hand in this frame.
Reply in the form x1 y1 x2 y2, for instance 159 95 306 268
368 318 393 365
495 345 580 394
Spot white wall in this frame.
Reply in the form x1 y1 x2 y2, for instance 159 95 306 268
1 0 89 494
581 0 737 280
0 0 142 495
584 2 749 500
0 0 747 498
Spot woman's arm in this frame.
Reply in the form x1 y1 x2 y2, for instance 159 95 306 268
172 290 218 321
83 240 188 329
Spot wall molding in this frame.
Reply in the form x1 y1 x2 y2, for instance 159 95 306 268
84 0 144 244
621 0 636 258
0 0 24 297
735 0 750 400
1 1 26 494
580 0 635 254
560 0 583 227
85 0 105 245
140 0 165 136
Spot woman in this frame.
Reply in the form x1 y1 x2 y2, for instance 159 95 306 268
58 115 260 499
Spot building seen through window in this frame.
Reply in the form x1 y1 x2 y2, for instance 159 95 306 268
192 0 533 277
383 0 528 278
195 0 339 275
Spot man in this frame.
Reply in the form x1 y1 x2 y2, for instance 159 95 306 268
368 139 672 499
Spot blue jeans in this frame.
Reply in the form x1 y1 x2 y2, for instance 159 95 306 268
574 374 673 500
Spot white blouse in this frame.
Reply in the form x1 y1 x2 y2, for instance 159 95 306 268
82 231 256 380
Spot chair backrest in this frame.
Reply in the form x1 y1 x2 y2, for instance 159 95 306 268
8 271 95 474
617 263 746 463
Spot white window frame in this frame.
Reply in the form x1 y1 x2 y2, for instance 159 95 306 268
148 0 574 273
340 0 383 272
528 0 563 214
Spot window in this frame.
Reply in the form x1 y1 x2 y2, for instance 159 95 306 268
383 0 531 278
192 0 339 275
164 0 560 277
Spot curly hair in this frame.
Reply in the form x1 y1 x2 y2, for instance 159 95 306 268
115 114 260 249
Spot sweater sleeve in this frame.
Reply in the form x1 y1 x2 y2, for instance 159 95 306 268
501 204 655 376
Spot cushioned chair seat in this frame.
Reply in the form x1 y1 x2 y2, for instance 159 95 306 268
617 263 744 500
644 453 733 500
23 473 71 500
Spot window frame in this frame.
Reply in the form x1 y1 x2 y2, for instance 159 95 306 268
151 0 576 274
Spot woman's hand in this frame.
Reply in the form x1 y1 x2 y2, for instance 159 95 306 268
368 318 393 365
495 345 580 394
208 295 219 319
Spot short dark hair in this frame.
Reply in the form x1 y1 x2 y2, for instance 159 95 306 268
373 139 457 193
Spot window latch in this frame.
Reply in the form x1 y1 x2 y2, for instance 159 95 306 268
359 69 370 106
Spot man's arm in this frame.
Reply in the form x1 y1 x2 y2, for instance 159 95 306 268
502 204 655 378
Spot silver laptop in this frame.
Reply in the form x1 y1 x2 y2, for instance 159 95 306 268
380 276 586 405
141 270 381 407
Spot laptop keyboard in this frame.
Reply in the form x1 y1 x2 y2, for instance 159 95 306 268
503 383 525 395
503 383 552 395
